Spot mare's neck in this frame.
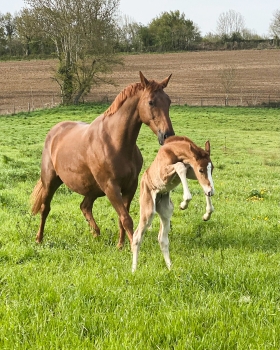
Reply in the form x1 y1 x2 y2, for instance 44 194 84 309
104 95 142 149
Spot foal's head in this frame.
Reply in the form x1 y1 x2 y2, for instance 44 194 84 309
190 140 215 197
138 71 175 145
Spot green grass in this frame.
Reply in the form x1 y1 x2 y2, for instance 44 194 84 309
0 105 280 349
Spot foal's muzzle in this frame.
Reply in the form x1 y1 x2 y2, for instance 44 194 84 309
158 131 175 145
205 188 214 197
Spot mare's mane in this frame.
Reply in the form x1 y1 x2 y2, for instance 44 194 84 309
104 80 165 117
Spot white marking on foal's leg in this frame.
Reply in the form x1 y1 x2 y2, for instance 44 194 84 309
132 228 141 273
203 195 214 221
157 194 173 270
173 162 192 210
202 162 215 221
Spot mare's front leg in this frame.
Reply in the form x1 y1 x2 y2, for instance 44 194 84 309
116 178 139 249
80 195 100 237
173 162 192 210
156 193 173 270
117 189 136 249
203 195 214 221
104 181 135 249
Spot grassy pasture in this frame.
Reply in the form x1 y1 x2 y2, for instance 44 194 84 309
0 105 280 349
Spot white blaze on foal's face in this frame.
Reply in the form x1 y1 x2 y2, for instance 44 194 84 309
206 162 215 196
196 160 214 197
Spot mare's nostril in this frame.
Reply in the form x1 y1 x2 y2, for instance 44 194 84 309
164 131 174 139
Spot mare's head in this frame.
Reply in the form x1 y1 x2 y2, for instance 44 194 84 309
190 140 215 197
138 71 175 145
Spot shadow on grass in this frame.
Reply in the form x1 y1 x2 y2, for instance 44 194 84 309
179 221 280 253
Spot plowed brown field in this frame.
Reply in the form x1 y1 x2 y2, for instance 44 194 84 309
0 50 279 114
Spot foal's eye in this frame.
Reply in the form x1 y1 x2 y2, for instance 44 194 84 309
199 169 204 173
149 100 154 106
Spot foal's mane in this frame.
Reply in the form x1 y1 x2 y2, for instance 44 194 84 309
164 135 193 144
104 80 165 117
164 136 209 159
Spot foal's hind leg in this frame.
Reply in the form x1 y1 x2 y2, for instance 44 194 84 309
132 186 156 272
80 195 101 237
36 176 62 243
156 193 174 270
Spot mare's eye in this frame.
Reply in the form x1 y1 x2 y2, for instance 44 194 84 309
199 169 204 173
149 100 154 106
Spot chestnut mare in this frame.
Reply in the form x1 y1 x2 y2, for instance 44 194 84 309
132 136 215 272
31 71 174 248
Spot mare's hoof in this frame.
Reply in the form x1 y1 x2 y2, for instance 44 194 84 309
117 242 124 250
35 235 43 244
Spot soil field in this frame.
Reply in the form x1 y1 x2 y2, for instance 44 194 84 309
0 50 279 114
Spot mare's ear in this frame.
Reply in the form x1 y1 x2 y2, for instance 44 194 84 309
205 140 210 156
160 74 172 89
139 71 150 88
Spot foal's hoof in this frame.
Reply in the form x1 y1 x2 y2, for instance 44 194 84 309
202 214 211 221
180 202 188 210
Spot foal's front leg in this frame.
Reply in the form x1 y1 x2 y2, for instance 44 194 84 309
173 162 192 210
203 195 214 221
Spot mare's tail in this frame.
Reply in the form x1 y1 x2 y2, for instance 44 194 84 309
31 179 44 215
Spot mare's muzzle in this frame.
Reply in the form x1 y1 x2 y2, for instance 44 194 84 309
158 131 175 145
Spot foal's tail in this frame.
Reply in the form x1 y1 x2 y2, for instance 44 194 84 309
31 179 44 215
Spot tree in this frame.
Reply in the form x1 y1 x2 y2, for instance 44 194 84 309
138 25 156 51
117 15 143 52
218 65 238 105
15 9 39 56
24 0 122 105
270 9 280 38
0 12 17 55
148 10 201 51
216 9 245 40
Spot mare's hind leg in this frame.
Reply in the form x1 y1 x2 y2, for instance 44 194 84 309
156 193 174 270
36 176 62 243
80 195 100 237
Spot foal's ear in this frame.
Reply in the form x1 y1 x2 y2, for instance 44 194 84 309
189 143 199 159
160 74 172 89
139 71 150 88
205 140 211 155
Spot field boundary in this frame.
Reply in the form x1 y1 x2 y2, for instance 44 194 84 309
1 91 280 116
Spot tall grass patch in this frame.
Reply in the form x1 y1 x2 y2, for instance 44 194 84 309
0 105 279 349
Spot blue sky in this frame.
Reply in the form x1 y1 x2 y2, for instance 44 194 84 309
2 0 279 36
